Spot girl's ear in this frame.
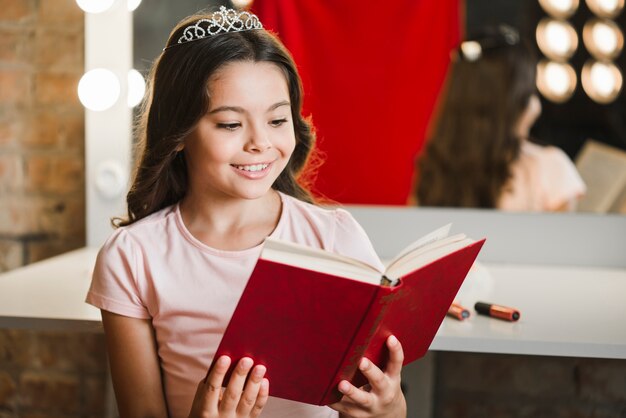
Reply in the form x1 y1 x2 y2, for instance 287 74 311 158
175 143 185 152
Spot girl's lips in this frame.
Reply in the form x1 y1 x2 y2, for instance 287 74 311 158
230 161 273 179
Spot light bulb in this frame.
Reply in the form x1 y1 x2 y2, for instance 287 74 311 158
127 69 146 107
586 0 625 18
537 60 577 102
582 60 623 103
78 69 121 111
538 0 580 18
536 19 578 60
75 0 115 14
128 0 142 12
231 0 253 8
583 19 624 60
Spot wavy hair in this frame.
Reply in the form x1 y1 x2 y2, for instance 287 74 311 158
415 26 537 208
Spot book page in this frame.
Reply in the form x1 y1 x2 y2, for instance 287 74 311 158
575 139 626 213
385 236 475 280
385 224 451 268
261 238 383 284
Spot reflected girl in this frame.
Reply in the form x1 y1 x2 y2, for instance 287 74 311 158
415 25 586 211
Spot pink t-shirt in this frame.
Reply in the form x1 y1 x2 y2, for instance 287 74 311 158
498 141 586 211
86 192 384 418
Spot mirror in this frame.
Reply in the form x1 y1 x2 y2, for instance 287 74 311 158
132 0 626 214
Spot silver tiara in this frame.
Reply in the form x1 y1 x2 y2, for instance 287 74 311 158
177 6 263 45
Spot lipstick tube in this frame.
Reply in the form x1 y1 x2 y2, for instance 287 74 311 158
474 301 520 322
447 302 470 320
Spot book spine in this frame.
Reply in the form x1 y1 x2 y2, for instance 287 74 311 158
319 286 396 405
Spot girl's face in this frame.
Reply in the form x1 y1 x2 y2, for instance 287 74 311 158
183 61 296 202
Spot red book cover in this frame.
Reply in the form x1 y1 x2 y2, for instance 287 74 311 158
212 229 485 405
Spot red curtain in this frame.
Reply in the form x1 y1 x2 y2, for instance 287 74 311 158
252 0 461 205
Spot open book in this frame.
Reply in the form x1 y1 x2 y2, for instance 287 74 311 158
575 139 626 214
212 225 486 405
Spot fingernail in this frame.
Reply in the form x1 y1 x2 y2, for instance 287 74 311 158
338 380 350 393
217 356 230 366
254 365 266 377
360 357 369 369
261 378 269 390
388 335 398 346
240 357 253 369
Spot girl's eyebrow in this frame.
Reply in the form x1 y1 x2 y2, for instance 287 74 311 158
208 100 291 115
270 100 290 111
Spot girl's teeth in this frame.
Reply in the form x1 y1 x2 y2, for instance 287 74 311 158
235 164 268 172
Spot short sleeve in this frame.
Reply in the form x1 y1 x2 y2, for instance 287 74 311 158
331 208 386 273
85 229 151 319
541 147 587 210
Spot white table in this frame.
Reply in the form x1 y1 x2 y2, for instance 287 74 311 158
1 247 625 359
434 262 626 359
0 248 100 330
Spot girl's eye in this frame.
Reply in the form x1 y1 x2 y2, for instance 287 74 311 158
270 118 288 127
217 123 241 131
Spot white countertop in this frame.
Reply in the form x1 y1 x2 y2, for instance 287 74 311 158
0 248 101 330
433 262 626 359
1 248 625 358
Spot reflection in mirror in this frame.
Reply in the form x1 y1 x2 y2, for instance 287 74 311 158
415 24 587 212
133 0 229 73
133 0 626 213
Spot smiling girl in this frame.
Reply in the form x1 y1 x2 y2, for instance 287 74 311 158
86 7 406 418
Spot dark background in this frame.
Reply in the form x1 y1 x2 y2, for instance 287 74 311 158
466 0 626 159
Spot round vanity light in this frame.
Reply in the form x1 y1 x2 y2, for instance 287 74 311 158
231 0 254 8
581 60 623 103
583 19 624 60
127 0 142 11
537 60 578 102
127 69 146 108
536 18 579 60
95 160 128 199
539 0 580 18
78 68 121 111
75 0 115 14
586 0 625 18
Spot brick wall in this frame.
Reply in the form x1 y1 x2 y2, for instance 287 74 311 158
0 0 85 272
0 1 108 417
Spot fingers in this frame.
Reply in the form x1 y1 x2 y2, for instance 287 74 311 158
250 378 269 418
384 335 404 378
219 357 254 412
189 355 230 416
193 356 268 418
336 377 374 408
236 364 268 417
332 336 406 417
357 336 404 396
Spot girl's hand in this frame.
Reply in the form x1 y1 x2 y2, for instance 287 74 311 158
330 335 407 418
188 356 269 418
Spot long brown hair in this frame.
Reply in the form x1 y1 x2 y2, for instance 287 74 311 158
115 12 317 227
415 26 537 208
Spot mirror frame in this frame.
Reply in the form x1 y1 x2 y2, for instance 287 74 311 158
84 2 133 247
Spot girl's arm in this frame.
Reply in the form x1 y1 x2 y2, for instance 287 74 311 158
102 310 169 418
102 310 270 418
330 336 407 418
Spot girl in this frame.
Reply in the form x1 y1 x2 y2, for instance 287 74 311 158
86 7 407 418
415 25 585 211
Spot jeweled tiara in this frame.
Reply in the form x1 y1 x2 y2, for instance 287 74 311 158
170 6 263 48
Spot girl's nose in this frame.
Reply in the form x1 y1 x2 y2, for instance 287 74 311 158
245 126 272 152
